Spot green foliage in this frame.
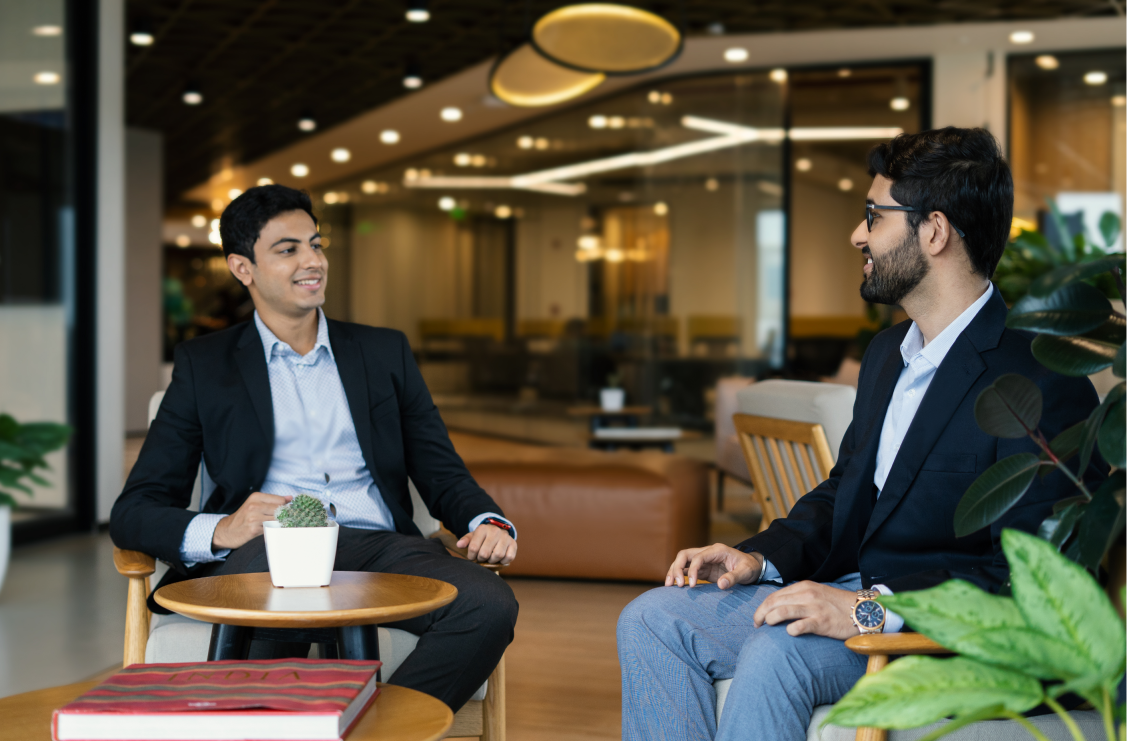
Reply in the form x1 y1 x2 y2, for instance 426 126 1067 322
1009 283 1113 336
0 414 72 509
974 374 1043 438
953 453 1040 537
824 530 1126 738
275 493 329 528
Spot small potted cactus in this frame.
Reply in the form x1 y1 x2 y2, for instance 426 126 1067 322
262 493 338 588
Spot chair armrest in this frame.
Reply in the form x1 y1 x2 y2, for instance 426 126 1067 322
429 529 504 572
845 633 947 656
113 547 156 577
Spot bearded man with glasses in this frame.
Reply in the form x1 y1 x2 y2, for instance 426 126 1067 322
616 127 1105 741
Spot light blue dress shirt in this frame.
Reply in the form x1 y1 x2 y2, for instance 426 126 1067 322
180 309 513 564
758 284 995 633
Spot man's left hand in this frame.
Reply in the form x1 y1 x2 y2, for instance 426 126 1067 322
753 581 858 639
457 524 517 565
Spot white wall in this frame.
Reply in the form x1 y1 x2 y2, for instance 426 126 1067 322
124 128 163 433
515 202 588 321
933 51 1008 150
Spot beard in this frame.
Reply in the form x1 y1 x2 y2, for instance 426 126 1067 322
860 230 929 305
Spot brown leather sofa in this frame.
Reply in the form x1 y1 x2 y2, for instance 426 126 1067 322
452 434 709 582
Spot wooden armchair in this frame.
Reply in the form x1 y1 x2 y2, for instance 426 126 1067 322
843 633 949 741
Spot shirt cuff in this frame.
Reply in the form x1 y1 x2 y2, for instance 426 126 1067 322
872 584 905 633
757 556 784 584
180 513 231 567
468 512 517 540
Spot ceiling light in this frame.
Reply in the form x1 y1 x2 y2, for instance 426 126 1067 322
291 163 309 177
609 116 625 129
653 202 668 216
227 188 242 199
531 4 682 74
182 84 203 105
490 43 604 107
661 92 672 105
440 106 462 122
331 147 351 162
406 1 429 22
648 90 661 103
769 68 787 83
534 138 550 150
890 97 910 111
404 168 419 180
419 168 431 178
1113 95 1126 107
191 214 207 228
471 154 487 167
438 196 456 211
705 177 719 191
1035 55 1059 70
795 158 812 171
34 71 60 85
494 205 512 219
724 47 748 63
403 62 423 89
129 29 154 46
454 152 472 166
1085 71 1108 86
605 248 625 263
208 231 222 245
323 192 339 204
361 180 378 193
838 178 854 192
578 235 600 250
175 235 191 248
337 192 350 203
297 114 317 132
32 25 62 36
517 136 535 149
257 177 273 186
380 129 401 144
838 68 852 78
1009 30 1034 44
588 115 608 129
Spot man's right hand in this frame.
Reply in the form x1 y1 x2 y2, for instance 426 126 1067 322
212 492 291 551
666 543 764 590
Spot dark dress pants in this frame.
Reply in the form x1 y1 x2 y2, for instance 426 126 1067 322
199 526 518 711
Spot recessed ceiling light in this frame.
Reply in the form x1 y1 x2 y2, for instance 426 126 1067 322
724 47 748 63
291 163 309 177
795 158 812 172
33 25 62 36
1085 71 1108 86
404 168 419 180
838 178 854 192
34 71 60 85
605 248 625 262
495 205 512 219
1113 95 1126 107
471 154 487 167
890 97 910 111
182 85 202 105
440 106 462 122
175 234 191 248
297 115 317 132
190 214 207 228
323 192 339 204
517 136 534 149
403 62 423 90
257 177 273 186
705 177 719 191
438 196 456 211
406 1 429 22
331 147 351 162
769 68 787 83
608 116 625 129
129 30 154 46
1009 30 1034 44
1035 55 1060 70
653 202 668 216
647 90 661 104
227 188 242 199
838 68 852 78
380 129 400 144
661 92 672 105
361 180 378 193
588 115 608 129
534 137 550 150
454 153 472 166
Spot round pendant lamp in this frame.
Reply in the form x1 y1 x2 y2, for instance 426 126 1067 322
531 3 682 75
489 43 605 108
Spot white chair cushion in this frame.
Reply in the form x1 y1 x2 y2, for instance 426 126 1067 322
735 380 856 462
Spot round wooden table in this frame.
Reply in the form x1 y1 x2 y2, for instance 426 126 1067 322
155 572 457 663
0 680 453 741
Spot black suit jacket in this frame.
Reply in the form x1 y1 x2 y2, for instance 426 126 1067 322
739 289 1102 593
110 318 503 577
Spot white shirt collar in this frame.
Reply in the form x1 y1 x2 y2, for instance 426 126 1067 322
253 308 333 362
899 283 994 369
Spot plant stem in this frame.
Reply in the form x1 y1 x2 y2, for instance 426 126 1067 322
1030 429 1093 499
1112 266 1125 302
1102 687 1116 741
1000 710 1055 741
1044 696 1086 741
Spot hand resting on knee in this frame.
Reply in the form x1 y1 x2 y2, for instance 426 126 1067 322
666 543 764 589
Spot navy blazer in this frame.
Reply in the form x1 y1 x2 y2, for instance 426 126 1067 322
739 289 1102 593
110 318 502 576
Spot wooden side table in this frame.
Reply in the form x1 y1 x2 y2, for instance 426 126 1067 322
155 571 457 667
0 680 453 741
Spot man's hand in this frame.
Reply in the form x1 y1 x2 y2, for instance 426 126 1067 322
212 492 292 550
666 543 763 589
457 524 517 565
753 581 858 639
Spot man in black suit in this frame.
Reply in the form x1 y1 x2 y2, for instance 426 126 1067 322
111 185 517 711
617 128 1102 740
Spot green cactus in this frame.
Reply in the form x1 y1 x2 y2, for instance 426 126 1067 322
275 493 329 528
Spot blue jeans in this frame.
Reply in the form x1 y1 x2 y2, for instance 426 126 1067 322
617 575 867 741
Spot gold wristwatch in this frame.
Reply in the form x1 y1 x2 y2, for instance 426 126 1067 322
850 589 886 635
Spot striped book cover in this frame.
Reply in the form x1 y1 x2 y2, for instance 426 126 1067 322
53 659 381 741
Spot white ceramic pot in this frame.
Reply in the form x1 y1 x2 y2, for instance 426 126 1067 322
0 505 9 594
600 388 625 412
262 520 338 588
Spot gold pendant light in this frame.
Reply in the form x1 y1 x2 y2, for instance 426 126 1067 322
531 3 682 75
489 43 606 108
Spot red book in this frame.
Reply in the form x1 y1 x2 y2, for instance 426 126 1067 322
52 659 381 741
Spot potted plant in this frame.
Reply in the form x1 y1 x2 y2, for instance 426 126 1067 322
600 372 625 412
0 414 71 593
262 493 338 588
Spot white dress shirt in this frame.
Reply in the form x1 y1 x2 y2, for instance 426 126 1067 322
759 284 995 634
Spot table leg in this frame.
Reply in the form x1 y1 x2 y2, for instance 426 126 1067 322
208 624 251 661
337 625 381 679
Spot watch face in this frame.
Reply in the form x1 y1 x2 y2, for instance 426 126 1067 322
855 599 885 629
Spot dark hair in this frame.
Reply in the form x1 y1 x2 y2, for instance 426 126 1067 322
218 184 317 262
867 127 1013 278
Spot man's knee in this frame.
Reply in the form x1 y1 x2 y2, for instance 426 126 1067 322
617 587 678 648
457 569 519 636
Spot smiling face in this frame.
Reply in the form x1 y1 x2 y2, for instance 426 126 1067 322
227 209 327 319
851 175 929 305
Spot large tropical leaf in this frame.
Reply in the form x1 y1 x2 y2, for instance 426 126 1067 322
1099 211 1121 250
1031 334 1118 376
973 374 1042 438
1038 501 1085 548
823 656 1042 730
1097 390 1125 469
1003 529 1126 678
879 580 1024 647
954 627 1098 680
954 454 1040 537
1079 383 1125 475
1009 282 1111 335
1077 472 1126 573
1081 313 1127 345
1115 342 1125 379
1046 199 1078 260
1029 255 1127 298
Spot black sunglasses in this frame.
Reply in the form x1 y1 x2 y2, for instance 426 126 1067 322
866 203 966 239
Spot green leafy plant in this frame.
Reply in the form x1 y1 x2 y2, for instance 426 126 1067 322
993 201 1122 305
0 414 72 509
825 529 1125 740
275 493 329 528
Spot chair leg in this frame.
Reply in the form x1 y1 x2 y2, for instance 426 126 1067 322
123 576 150 667
854 655 889 741
482 653 506 741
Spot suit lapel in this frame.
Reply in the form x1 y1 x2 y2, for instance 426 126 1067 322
327 321 383 491
235 323 274 448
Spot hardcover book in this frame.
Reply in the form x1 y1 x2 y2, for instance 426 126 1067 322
52 658 382 741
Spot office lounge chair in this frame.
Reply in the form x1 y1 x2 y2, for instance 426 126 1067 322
113 392 506 741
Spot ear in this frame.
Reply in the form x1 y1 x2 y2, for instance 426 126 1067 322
921 211 956 258
227 254 254 287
